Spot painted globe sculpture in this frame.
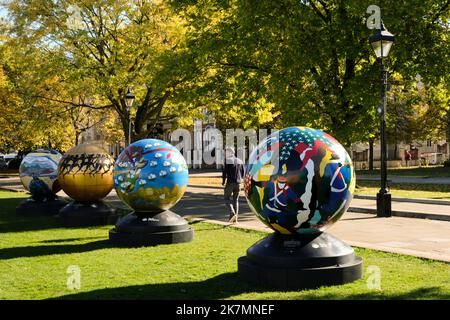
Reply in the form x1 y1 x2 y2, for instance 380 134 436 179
19 149 62 201
244 127 355 234
57 144 115 203
114 139 189 213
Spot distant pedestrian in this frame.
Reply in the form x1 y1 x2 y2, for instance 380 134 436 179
405 150 412 167
222 147 245 223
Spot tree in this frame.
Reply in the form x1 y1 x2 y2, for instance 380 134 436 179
174 0 450 147
2 0 203 144
0 64 74 152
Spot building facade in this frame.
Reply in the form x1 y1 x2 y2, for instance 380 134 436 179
351 139 448 169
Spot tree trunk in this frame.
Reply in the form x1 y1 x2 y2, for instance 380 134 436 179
113 89 170 146
75 131 80 146
369 138 374 171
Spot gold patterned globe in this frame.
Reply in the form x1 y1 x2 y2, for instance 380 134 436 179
58 144 115 202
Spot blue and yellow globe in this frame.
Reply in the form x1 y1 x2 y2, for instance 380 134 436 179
19 149 62 200
244 127 355 234
114 139 189 212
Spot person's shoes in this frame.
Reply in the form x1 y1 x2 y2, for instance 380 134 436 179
228 214 237 223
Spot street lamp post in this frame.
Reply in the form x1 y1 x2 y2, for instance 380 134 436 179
369 22 395 217
125 88 135 146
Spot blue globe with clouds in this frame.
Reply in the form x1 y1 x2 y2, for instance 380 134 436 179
114 139 189 212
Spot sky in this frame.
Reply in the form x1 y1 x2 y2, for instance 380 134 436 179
0 7 7 20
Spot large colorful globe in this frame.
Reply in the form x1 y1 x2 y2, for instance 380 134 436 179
244 127 355 234
58 144 115 202
19 149 62 201
114 139 189 212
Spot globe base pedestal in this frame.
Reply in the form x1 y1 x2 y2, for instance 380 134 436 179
16 197 68 216
109 210 194 247
56 200 118 227
238 232 362 289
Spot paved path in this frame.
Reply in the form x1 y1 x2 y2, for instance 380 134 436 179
348 197 450 221
2 176 450 262
171 187 450 263
191 171 450 184
187 184 450 221
191 170 450 184
3 176 450 222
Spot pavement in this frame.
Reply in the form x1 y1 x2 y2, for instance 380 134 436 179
175 185 450 263
1 175 450 263
348 197 450 221
186 184 450 221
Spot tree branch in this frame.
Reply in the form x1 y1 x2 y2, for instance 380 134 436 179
33 95 113 110
217 61 270 73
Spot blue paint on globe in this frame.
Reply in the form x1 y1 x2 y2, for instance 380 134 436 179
113 139 189 212
244 127 356 234
19 149 62 200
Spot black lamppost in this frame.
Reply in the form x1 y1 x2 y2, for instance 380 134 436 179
125 88 135 146
369 22 395 217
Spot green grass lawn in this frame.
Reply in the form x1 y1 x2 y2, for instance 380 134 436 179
0 190 449 300
355 181 450 200
355 165 450 177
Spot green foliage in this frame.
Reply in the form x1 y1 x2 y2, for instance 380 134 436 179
1 0 203 143
174 0 450 145
1 0 449 148
0 65 75 152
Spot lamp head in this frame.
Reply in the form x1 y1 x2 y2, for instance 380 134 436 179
369 22 395 59
125 88 135 109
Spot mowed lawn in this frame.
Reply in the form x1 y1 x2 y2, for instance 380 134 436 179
355 165 450 177
355 181 450 200
0 190 449 300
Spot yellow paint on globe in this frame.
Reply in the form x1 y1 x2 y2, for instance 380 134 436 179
57 144 115 202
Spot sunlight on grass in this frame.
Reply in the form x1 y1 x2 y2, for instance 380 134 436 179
0 190 449 300
355 182 450 199
356 166 450 177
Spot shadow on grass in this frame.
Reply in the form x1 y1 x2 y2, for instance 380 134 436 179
188 220 229 231
0 197 129 234
50 273 449 300
0 197 60 233
0 240 113 260
52 272 266 300
298 286 449 300
39 236 106 243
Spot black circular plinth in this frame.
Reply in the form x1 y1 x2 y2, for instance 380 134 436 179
238 232 362 289
109 210 194 247
16 197 68 216
56 200 119 227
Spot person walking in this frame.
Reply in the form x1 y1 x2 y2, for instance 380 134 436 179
405 150 412 167
222 147 245 223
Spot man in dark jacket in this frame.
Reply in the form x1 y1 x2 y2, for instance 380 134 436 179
222 147 245 223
